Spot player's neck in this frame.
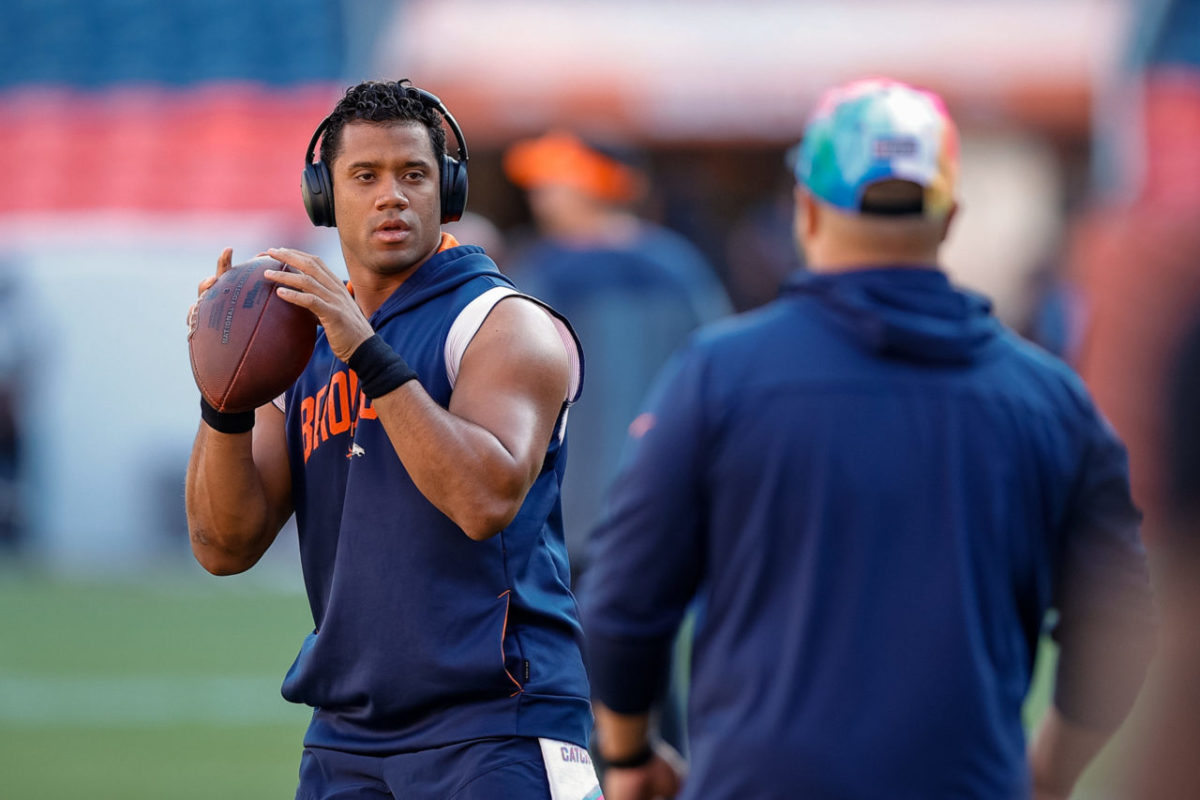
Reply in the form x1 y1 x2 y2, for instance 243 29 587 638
344 262 420 318
344 242 443 318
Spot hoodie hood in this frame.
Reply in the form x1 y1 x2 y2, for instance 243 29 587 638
368 244 514 327
783 266 999 365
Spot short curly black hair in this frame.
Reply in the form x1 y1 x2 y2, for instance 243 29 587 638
319 79 448 173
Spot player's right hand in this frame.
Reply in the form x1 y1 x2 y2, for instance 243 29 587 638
262 246 375 363
187 247 234 339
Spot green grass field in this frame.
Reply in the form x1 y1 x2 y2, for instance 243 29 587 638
0 565 313 799
0 564 1100 799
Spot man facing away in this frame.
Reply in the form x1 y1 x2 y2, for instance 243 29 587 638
185 80 600 800
580 78 1155 800
502 131 731 579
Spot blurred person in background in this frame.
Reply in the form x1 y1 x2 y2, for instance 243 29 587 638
443 209 508 265
503 130 731 581
1123 313 1200 799
580 78 1155 800
723 182 806 311
185 80 600 800
1069 0 1200 550
0 261 32 554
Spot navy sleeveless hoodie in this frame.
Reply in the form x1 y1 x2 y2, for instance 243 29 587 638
280 242 592 754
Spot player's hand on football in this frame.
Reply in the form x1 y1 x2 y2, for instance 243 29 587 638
187 247 234 339
601 743 685 800
262 247 374 363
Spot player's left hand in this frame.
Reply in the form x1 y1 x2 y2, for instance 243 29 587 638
262 247 374 362
187 247 235 339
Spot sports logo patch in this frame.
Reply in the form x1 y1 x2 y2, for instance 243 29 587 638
872 135 919 158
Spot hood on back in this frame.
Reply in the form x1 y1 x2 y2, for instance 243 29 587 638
784 267 999 365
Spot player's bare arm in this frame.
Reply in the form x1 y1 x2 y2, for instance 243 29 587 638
406 295 569 540
266 246 569 541
185 248 294 575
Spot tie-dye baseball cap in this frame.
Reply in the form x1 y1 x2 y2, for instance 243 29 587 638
793 77 960 218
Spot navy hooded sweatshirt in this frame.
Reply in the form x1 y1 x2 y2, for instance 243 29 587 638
581 267 1152 799
280 241 592 754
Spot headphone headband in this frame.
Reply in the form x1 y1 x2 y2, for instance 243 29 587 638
413 87 469 166
304 117 328 167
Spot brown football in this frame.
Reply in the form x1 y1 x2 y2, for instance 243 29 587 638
189 257 318 413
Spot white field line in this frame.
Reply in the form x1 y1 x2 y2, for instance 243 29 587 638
0 675 309 727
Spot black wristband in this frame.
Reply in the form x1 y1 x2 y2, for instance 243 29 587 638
200 397 255 434
348 334 418 399
603 742 655 770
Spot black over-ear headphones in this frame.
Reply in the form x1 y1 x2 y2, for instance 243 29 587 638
301 85 469 227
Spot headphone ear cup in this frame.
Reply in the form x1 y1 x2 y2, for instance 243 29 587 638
440 155 468 223
301 161 336 227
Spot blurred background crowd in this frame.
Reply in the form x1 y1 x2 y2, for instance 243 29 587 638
1 1 1198 797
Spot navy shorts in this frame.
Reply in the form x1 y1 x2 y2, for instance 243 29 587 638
295 736 553 800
